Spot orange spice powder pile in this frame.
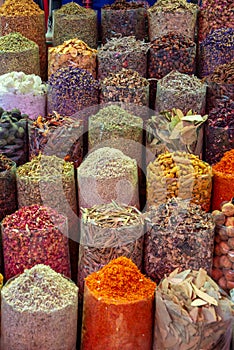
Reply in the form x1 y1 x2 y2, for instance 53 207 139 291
85 256 156 303
212 149 234 175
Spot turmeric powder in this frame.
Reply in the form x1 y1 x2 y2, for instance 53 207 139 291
85 256 156 303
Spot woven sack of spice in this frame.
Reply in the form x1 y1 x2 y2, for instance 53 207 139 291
53 2 97 48
147 151 213 212
144 197 215 284
153 268 234 350
78 202 144 299
1 205 71 281
101 0 148 43
1 265 78 350
146 108 207 164
147 0 198 42
0 108 28 166
212 149 234 211
0 0 47 80
78 147 140 211
0 32 40 76
81 257 156 350
0 154 17 223
0 72 47 121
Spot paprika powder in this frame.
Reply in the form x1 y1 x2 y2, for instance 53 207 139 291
81 256 156 350
212 149 234 210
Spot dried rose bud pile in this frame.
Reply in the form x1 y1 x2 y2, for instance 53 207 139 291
1 204 71 280
212 198 234 291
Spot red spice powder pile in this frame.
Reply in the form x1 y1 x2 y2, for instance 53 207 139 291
213 149 234 175
85 256 156 303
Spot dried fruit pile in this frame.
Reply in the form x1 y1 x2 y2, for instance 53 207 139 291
212 198 234 291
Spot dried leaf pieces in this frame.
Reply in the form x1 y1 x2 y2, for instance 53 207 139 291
154 268 234 350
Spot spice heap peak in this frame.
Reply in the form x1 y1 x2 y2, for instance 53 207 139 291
85 256 156 303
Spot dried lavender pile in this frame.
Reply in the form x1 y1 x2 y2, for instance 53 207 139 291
204 100 234 165
154 268 233 349
88 105 143 164
198 27 234 78
78 147 139 210
0 107 28 166
156 71 207 115
144 197 215 284
29 111 83 168
101 0 147 43
0 32 40 76
100 68 149 107
97 36 149 79
1 264 78 350
53 2 97 48
1 205 70 280
47 66 99 116
147 0 197 41
78 202 144 297
0 154 17 222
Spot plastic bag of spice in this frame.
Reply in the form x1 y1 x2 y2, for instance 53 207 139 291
78 202 144 298
78 147 139 211
0 154 17 223
48 38 97 79
204 100 234 165
144 197 215 283
0 32 40 76
1 264 78 350
81 256 156 350
29 112 83 168
100 69 149 109
53 2 98 48
1 205 71 280
211 199 234 292
97 36 149 80
153 268 234 350
0 0 47 80
212 149 234 211
198 0 233 43
101 0 147 44
0 71 47 120
147 0 198 42
147 151 213 212
198 28 234 78
205 61 234 113
146 108 207 164
148 33 196 81
16 154 78 280
47 66 99 117
0 108 28 166
88 105 143 165
155 71 207 115
148 33 196 108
